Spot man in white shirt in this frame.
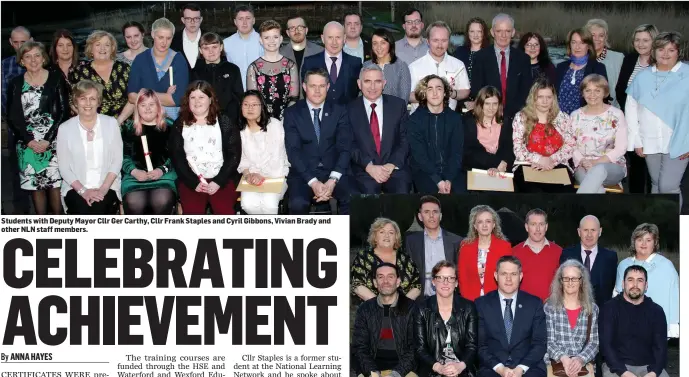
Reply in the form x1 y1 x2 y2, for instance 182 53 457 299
170 3 204 70
342 12 371 63
223 5 264 90
409 21 470 113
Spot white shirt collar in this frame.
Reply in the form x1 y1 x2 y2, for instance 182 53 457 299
651 61 682 73
523 237 550 248
498 290 518 303
306 99 325 117
362 96 383 109
182 28 201 43
581 244 598 254
325 50 343 61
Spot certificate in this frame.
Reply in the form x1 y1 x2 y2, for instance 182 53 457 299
140 135 153 172
237 177 286 193
522 166 571 185
467 169 515 192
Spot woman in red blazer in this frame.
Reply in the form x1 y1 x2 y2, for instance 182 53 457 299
458 205 512 301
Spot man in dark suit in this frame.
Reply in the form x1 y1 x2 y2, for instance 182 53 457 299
284 68 353 215
475 255 547 377
301 21 362 105
279 15 324 94
470 13 532 123
406 195 462 301
348 65 411 194
170 3 204 70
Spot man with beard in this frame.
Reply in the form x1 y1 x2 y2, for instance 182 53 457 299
600 265 669 377
352 263 417 377
280 16 323 96
395 8 428 65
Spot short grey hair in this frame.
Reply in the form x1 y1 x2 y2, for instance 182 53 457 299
11 26 31 38
491 13 515 29
650 31 683 65
151 17 175 36
322 21 344 34
425 21 451 38
579 215 600 229
359 64 383 80
585 18 610 48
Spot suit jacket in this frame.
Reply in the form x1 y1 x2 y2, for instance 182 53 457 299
405 228 463 299
348 95 410 175
280 40 324 99
560 244 618 308
470 46 533 123
463 116 515 172
615 52 639 112
555 59 608 104
284 99 352 184
475 290 547 375
301 51 362 105
171 28 204 71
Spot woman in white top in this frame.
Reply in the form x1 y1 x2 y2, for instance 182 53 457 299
56 80 122 214
169 80 241 214
237 90 290 214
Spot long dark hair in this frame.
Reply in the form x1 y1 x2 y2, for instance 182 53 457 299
179 80 221 126
238 90 270 132
463 17 490 48
49 29 78 68
371 28 397 64
518 32 552 72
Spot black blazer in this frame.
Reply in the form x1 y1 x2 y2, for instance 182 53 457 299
191 60 244 123
555 59 608 105
348 95 409 175
7 69 70 145
463 116 515 172
170 28 204 71
475 290 547 375
300 51 362 105
470 46 533 122
283 99 352 184
615 52 639 112
560 245 618 309
405 228 463 299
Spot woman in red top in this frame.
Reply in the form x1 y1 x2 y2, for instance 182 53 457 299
458 205 512 301
512 78 576 192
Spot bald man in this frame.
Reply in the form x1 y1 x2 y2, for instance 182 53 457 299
300 21 362 105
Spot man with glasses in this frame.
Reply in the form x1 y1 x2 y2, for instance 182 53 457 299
223 4 264 90
395 8 428 65
352 262 418 377
171 3 205 69
279 16 323 98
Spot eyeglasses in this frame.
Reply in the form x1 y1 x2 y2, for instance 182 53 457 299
404 19 422 26
183 17 202 23
525 43 540 49
561 277 582 283
242 103 261 109
433 276 457 283
287 25 306 32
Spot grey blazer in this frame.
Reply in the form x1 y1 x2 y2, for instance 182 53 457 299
405 228 463 300
56 114 123 201
280 40 324 99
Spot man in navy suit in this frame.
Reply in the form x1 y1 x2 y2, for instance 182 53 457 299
300 21 362 105
470 13 533 123
348 65 411 194
283 68 352 215
475 255 547 377
559 215 618 309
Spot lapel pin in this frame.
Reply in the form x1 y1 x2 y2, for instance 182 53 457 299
324 113 329 117
518 304 522 308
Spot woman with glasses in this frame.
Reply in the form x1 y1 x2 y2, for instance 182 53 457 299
416 260 478 377
363 28 411 102
518 32 556 84
544 260 597 377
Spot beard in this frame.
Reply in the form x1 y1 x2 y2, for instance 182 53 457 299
406 31 421 39
291 34 305 44
626 289 642 300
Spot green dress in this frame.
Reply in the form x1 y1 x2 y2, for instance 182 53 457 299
120 118 177 196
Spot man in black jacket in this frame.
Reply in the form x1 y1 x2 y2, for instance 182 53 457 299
170 3 205 70
352 263 417 377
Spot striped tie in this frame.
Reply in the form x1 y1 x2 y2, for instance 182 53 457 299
504 298 513 343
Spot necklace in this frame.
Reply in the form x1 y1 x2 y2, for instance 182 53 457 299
653 70 670 96
78 119 96 142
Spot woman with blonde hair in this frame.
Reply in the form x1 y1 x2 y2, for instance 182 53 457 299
584 19 625 108
544 259 598 377
512 78 576 192
351 217 421 301
457 205 511 301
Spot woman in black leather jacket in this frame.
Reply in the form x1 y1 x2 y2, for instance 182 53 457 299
191 32 244 124
416 260 478 377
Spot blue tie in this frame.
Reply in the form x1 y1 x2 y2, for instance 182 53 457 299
504 298 513 343
312 108 321 143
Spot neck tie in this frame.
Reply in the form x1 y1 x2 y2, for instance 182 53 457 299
584 250 592 271
500 50 507 106
504 298 513 344
312 108 321 143
370 103 381 155
330 56 338 83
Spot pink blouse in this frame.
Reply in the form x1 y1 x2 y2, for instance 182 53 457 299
476 120 501 154
570 106 628 176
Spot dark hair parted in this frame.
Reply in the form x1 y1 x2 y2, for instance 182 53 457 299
418 195 441 213
565 28 596 61
624 265 648 282
50 29 78 68
199 32 226 58
473 86 503 125
518 32 553 71
343 12 362 24
375 262 399 277
431 260 456 278
239 90 270 132
181 3 202 15
464 17 490 48
121 21 145 36
413 74 451 108
371 28 397 64
403 8 423 21
303 68 329 84
233 4 255 18
179 80 221 126
496 255 522 274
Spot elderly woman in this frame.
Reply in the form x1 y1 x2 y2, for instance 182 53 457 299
56 80 122 215
512 79 576 193
6 41 70 215
570 74 627 193
169 80 241 215
363 28 411 102
544 260 598 377
457 205 511 301
626 32 689 209
584 19 625 108
246 20 299 120
555 28 608 115
69 30 133 124
237 90 290 214
615 223 679 338
127 17 189 120
49 29 78 82
192 32 244 123
117 21 148 65
463 86 514 180
453 17 490 83
120 89 176 215
416 260 478 377
350 217 421 301
518 32 556 84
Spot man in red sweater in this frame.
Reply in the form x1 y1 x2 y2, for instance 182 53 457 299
512 208 562 301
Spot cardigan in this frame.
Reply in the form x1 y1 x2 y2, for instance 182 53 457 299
237 117 290 178
599 49 625 108
463 116 515 172
615 52 641 112
555 59 608 105
127 49 189 108
457 234 512 301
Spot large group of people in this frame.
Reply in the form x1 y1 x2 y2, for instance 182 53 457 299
2 5 687 214
351 195 678 377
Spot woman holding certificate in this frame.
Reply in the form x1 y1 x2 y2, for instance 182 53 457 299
236 90 290 214
169 80 241 215
120 89 177 214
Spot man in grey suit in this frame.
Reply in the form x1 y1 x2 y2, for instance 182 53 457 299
280 16 324 99
405 195 463 301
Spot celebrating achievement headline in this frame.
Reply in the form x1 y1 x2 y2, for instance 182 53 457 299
0 216 349 377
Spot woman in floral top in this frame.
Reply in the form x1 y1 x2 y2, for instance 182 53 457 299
512 78 576 192
247 20 299 121
571 74 627 193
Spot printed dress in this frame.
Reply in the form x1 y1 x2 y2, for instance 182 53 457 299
246 56 299 120
571 107 627 176
350 247 421 296
17 83 61 190
70 60 130 117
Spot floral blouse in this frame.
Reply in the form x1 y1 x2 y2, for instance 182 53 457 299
571 106 628 176
350 247 421 296
246 57 299 120
512 111 575 171
69 60 130 117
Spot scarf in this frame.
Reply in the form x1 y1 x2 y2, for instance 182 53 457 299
570 55 588 65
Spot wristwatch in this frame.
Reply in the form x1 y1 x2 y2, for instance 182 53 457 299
329 175 340 183
77 187 86 195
